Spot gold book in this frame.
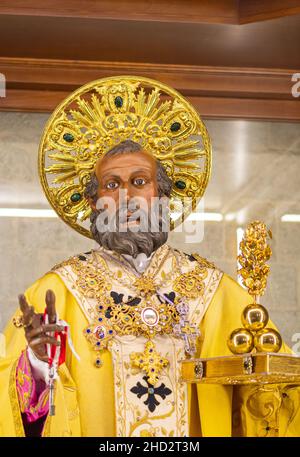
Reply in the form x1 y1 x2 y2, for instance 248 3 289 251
181 353 300 385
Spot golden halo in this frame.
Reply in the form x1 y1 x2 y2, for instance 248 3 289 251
38 75 212 238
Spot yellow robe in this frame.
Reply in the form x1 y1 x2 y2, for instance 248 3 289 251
0 244 299 437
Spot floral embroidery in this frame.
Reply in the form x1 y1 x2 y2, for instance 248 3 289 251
16 350 49 422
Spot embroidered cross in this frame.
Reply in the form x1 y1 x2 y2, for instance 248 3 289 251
130 376 172 412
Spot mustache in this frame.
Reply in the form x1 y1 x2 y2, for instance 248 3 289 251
89 209 168 258
95 203 169 233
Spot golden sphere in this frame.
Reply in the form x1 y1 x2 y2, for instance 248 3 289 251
227 328 254 354
254 328 282 353
241 303 269 332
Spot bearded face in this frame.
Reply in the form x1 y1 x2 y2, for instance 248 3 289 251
84 141 173 258
89 196 169 258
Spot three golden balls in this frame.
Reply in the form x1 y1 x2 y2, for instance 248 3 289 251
228 302 282 354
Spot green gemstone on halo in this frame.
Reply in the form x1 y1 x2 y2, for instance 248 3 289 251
114 96 123 108
170 122 181 132
175 180 186 190
63 132 74 142
70 192 82 203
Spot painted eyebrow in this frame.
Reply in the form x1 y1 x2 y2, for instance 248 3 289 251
101 169 152 180
131 169 152 176
101 174 121 181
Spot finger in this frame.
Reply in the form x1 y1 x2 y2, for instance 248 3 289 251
18 294 30 315
23 306 35 327
29 336 61 348
45 289 57 324
26 324 65 341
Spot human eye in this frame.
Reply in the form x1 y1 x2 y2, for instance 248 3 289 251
105 181 119 190
133 177 147 187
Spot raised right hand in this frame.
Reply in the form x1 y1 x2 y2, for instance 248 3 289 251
18 290 64 363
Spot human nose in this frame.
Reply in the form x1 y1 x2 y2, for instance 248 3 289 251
117 185 130 207
122 181 138 201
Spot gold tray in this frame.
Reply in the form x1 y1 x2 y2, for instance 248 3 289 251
181 353 300 385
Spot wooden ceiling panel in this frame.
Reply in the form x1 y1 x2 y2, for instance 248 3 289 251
1 0 300 25
239 0 300 24
0 1 240 24
0 2 299 119
0 14 299 69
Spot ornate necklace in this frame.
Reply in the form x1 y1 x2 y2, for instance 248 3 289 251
59 247 205 385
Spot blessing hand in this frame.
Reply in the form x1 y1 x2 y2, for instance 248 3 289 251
18 290 63 363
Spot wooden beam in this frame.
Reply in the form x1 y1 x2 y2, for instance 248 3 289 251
1 0 300 25
0 58 299 121
0 0 239 25
1 57 296 97
2 89 299 122
239 0 300 24
193 97 300 121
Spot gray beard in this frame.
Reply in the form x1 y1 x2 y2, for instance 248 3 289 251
89 209 169 258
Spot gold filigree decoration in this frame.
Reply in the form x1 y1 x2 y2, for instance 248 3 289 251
134 302 179 339
38 75 212 238
130 341 169 386
173 265 208 299
238 221 272 297
55 252 181 369
85 297 180 368
52 254 112 300
133 275 157 296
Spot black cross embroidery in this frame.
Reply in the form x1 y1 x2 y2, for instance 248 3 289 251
130 376 172 413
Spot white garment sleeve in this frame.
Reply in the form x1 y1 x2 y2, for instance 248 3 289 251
27 347 49 382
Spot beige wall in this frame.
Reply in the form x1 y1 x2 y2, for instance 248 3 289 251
0 112 299 347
